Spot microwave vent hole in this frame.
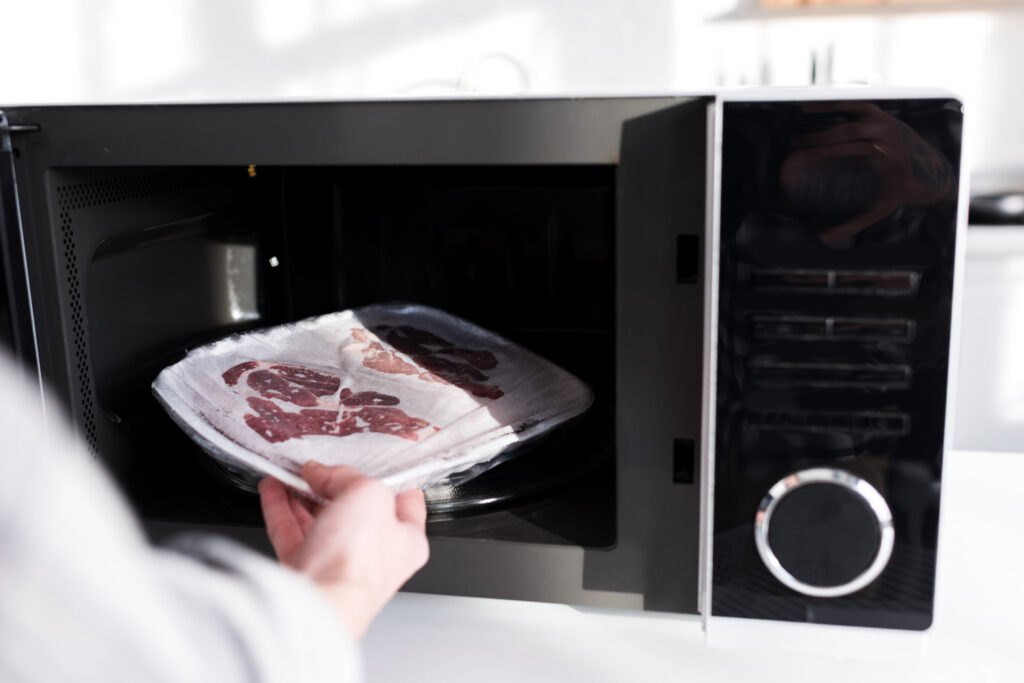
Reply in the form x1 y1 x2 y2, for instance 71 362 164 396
54 169 196 454
56 194 96 452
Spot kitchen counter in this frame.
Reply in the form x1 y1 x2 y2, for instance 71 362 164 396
364 447 1023 682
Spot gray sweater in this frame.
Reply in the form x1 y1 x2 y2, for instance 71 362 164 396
0 357 360 682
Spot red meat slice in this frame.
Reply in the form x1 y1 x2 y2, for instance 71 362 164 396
247 369 320 407
223 361 260 386
244 397 340 442
353 325 504 399
376 324 454 355
270 364 341 396
414 354 488 382
339 388 401 407
361 341 421 377
438 347 499 370
344 406 431 441
222 361 434 444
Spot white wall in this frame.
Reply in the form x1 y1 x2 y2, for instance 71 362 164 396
1 0 1021 176
956 228 1024 453
707 1 1024 186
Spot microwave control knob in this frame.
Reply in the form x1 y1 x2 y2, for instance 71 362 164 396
753 468 894 598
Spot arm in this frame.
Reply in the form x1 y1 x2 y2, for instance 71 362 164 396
0 357 417 683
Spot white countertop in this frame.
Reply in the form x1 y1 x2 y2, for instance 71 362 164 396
364 448 1024 682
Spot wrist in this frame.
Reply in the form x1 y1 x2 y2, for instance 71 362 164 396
315 579 382 639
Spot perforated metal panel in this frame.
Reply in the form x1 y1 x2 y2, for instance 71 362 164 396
54 170 194 451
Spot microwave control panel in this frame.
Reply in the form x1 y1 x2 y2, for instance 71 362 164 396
711 98 963 630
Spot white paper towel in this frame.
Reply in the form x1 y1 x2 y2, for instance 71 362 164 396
153 303 593 497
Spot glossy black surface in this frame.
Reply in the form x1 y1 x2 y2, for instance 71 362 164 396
713 99 962 630
768 483 881 587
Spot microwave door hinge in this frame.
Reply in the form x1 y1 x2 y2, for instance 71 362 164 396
0 116 41 151
0 112 44 390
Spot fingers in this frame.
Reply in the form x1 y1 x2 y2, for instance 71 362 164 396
259 477 305 566
395 488 427 531
302 462 429 537
301 461 365 499
287 490 316 535
289 489 323 517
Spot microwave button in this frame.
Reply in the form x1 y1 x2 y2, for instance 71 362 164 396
747 410 910 435
754 468 895 598
751 268 920 296
751 269 831 291
749 360 911 390
751 315 829 340
751 314 915 343
833 270 920 296
830 318 916 342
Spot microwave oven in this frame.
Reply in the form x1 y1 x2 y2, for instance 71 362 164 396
0 92 964 641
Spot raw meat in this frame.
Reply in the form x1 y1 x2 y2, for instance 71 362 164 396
349 324 504 398
221 361 435 444
152 303 593 494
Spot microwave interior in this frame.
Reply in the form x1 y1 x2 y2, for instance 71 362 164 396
64 164 620 548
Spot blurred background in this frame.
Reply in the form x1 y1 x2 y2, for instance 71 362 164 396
2 0 1022 178
3 0 1023 452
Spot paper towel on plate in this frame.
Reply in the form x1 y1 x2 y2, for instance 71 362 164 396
153 303 593 497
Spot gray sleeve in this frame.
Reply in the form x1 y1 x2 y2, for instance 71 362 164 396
154 534 361 683
0 358 361 683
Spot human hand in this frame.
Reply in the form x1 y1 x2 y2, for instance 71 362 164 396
258 463 429 638
780 102 955 245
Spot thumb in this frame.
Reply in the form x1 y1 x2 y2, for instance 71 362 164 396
301 462 365 499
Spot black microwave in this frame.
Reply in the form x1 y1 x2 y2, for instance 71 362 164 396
0 92 964 638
